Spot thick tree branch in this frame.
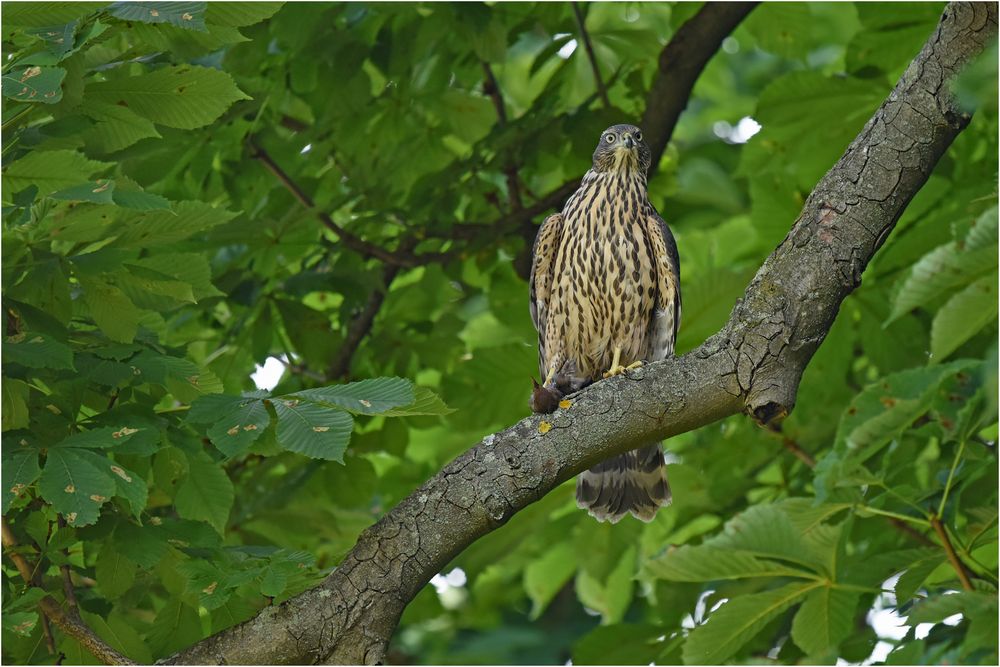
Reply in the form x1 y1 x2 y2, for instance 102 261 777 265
3 519 136 665
165 4 995 664
641 2 759 174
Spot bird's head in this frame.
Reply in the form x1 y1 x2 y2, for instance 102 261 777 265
592 123 651 174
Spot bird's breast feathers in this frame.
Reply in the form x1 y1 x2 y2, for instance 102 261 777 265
546 172 659 377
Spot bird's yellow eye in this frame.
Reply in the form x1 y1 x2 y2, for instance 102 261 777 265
634 131 642 141
605 133 615 143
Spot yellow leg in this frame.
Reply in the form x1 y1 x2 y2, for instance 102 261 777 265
603 347 625 378
603 349 644 379
543 365 556 386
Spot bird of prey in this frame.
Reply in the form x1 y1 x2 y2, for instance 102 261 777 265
529 123 681 523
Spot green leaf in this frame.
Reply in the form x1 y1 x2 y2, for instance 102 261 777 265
113 200 238 247
25 21 84 62
1 149 110 194
37 447 116 527
2 448 40 513
742 3 824 59
965 206 998 251
605 546 636 624
834 360 976 462
112 522 169 569
888 237 997 324
2 65 66 104
381 386 455 416
95 542 137 598
647 545 813 582
2 3 107 27
112 189 172 211
110 2 207 31
49 179 115 203
259 566 287 598
86 65 249 130
573 623 664 666
291 377 414 415
130 351 224 401
79 611 153 664
894 555 946 603
742 71 883 188
209 594 262 635
2 333 74 370
790 587 859 656
683 582 821 665
909 591 997 624
202 395 270 457
129 252 222 299
77 275 142 343
3 587 45 613
705 504 822 571
109 462 147 518
2 380 31 433
2 611 38 637
81 101 162 152
147 599 203 657
53 425 147 450
272 398 354 461
115 265 195 310
524 540 576 619
204 2 283 26
174 452 234 533
930 273 998 361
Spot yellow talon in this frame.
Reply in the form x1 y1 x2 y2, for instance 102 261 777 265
602 350 643 379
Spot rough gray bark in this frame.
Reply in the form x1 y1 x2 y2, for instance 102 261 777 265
163 3 996 664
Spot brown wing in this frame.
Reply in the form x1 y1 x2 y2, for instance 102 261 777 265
645 209 681 362
529 212 564 378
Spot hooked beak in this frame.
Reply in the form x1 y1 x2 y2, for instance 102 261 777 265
623 134 635 149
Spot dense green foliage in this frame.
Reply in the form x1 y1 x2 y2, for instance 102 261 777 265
1 2 997 665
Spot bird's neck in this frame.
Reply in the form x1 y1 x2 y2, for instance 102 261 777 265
581 166 648 194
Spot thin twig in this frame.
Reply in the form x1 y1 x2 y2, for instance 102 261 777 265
2 519 136 665
937 439 966 517
930 515 974 591
40 614 57 656
248 139 450 267
482 61 523 211
781 436 816 467
888 518 936 547
274 355 327 383
56 516 78 612
571 2 611 109
327 263 403 380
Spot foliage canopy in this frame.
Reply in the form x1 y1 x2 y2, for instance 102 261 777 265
1 2 997 665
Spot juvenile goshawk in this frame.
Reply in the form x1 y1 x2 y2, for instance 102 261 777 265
529 123 681 523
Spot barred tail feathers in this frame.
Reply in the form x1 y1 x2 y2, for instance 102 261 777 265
575 444 671 523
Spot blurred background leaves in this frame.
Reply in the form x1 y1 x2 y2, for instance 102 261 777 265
1 2 996 665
